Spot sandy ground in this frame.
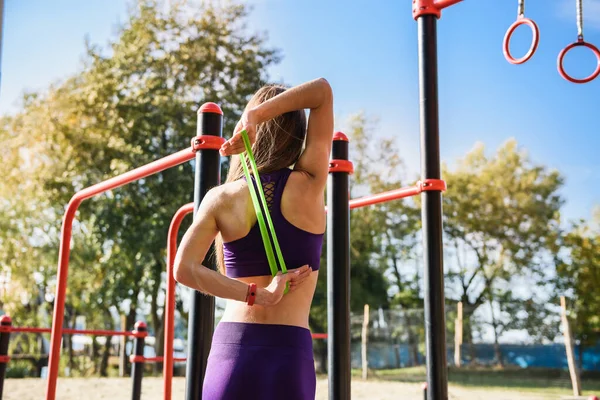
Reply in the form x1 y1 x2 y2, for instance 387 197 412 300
2 377 558 400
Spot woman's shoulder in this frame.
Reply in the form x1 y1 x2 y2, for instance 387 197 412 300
205 180 248 211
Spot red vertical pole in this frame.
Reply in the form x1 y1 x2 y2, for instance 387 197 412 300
45 199 81 400
163 203 194 400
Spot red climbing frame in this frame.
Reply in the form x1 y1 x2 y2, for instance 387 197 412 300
45 129 225 400
163 203 194 400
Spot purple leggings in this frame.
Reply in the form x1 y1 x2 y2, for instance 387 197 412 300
202 322 316 400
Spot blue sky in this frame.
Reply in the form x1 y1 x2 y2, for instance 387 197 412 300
2 0 599 223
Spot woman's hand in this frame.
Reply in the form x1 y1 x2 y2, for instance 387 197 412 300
254 265 312 306
220 108 259 156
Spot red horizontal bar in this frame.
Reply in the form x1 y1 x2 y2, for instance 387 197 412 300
435 0 463 9
312 333 328 339
63 328 139 337
9 327 50 334
10 326 138 337
349 185 421 210
143 356 187 363
76 149 195 200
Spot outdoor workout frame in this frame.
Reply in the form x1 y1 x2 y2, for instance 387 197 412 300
43 103 225 400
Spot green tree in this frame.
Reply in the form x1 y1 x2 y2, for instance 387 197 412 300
0 0 280 374
556 218 600 351
309 113 422 370
443 140 564 364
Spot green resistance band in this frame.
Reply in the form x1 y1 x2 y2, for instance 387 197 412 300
239 130 289 283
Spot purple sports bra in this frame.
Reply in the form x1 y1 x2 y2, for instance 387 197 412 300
223 168 324 278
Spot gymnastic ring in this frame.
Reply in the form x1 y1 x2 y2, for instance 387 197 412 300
557 38 600 84
503 16 540 65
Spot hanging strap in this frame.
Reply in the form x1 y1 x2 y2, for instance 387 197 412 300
576 0 584 39
518 0 524 17
239 130 288 278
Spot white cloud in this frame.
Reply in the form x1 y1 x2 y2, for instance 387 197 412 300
557 0 600 31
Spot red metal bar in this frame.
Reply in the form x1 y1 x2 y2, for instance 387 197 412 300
435 0 463 9
163 203 194 400
45 148 196 400
349 185 422 210
311 333 328 339
64 328 141 337
0 326 49 334
6 326 139 337
413 0 463 19
143 356 187 363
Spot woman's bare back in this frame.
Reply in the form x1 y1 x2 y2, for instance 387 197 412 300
215 170 324 328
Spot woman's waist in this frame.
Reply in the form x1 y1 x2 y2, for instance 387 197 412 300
211 321 314 351
221 299 311 329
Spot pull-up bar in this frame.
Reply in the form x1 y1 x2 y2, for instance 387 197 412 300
348 179 446 210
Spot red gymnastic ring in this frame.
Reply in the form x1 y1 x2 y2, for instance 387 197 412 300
503 17 540 65
558 38 600 84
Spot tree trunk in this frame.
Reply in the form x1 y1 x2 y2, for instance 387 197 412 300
123 291 139 376
150 262 164 374
493 339 503 368
36 334 47 377
99 306 117 377
91 336 99 375
67 312 76 375
489 296 504 368
100 336 112 377
393 341 401 368
405 313 418 366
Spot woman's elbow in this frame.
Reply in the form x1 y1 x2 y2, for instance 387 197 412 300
173 260 187 284
317 78 333 99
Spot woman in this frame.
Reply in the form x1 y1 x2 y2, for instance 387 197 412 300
173 77 333 400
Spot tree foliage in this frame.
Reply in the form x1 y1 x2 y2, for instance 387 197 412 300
0 0 279 372
442 140 564 351
556 218 600 347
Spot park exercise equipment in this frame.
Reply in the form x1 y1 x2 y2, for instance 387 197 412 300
40 1 597 398
42 103 226 400
557 0 600 83
42 94 446 400
503 0 600 83
161 130 445 399
414 0 599 396
0 316 149 400
503 0 540 64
